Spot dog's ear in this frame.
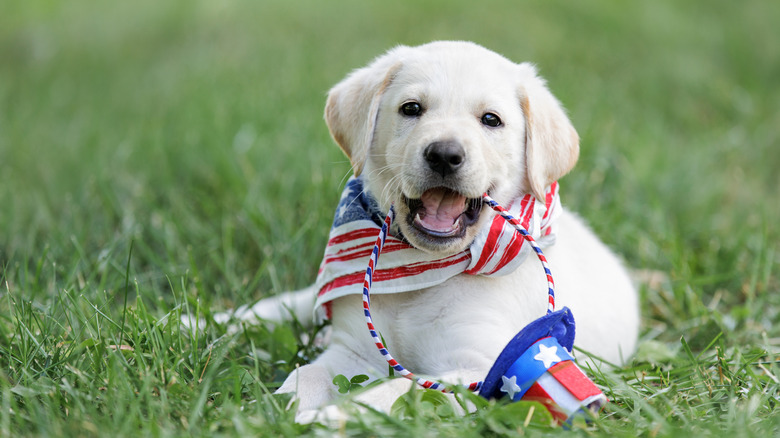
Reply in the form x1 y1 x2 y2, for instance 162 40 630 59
518 63 580 200
325 49 405 176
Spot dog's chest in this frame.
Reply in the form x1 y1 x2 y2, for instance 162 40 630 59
336 264 550 374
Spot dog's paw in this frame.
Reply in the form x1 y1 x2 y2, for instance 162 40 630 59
295 404 350 425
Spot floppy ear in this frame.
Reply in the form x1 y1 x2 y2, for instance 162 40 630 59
518 63 580 200
324 48 406 176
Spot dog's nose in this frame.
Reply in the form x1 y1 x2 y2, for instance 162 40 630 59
424 141 465 177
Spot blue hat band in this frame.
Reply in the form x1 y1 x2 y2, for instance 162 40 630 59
498 336 574 401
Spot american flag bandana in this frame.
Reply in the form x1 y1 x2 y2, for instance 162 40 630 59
314 176 562 318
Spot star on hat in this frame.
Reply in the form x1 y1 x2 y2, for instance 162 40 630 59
500 375 522 399
534 343 561 368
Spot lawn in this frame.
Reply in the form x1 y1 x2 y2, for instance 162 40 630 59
1 0 779 436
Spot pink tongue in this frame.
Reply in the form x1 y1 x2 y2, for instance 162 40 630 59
418 188 467 232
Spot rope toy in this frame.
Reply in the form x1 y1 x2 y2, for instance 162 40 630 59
360 193 607 423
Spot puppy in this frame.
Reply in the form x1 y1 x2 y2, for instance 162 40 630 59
220 41 639 419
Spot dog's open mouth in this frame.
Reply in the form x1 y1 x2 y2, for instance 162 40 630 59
404 188 483 238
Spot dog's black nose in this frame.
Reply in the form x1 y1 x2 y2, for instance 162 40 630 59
424 141 465 177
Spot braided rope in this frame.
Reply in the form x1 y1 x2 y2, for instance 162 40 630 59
361 193 556 393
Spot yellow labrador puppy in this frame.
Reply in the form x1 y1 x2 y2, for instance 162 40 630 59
220 41 638 420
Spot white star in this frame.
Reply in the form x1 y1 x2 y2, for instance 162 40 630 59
534 343 561 368
500 375 522 399
337 205 348 219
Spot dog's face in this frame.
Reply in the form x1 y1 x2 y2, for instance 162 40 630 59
326 41 579 255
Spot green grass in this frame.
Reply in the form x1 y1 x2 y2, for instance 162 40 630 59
1 0 778 436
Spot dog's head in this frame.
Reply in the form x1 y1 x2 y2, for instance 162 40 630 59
325 41 579 255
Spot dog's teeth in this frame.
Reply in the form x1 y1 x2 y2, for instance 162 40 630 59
452 216 461 229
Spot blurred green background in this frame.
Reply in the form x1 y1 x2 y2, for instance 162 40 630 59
2 0 779 328
1 0 779 435
3 0 776 302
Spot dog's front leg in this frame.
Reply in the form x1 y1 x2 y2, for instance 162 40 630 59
278 362 359 425
344 366 485 417
351 378 416 413
294 377 452 424
351 372 481 417
285 364 482 423
277 363 337 410
277 343 387 423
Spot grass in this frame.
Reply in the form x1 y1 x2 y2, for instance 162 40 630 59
1 0 778 436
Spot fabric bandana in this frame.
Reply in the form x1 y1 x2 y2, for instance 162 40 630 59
314 176 562 318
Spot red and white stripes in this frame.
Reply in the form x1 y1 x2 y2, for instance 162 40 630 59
315 183 561 318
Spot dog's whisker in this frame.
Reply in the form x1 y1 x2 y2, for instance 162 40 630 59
339 168 356 187
380 173 406 207
368 163 404 178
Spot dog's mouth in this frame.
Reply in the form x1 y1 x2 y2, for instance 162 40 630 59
403 187 484 239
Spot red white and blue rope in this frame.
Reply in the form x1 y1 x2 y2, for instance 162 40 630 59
361 193 556 392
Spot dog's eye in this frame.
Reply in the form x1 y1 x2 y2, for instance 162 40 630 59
400 101 423 117
481 113 502 127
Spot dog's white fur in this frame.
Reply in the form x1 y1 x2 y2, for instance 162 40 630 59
221 41 639 420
